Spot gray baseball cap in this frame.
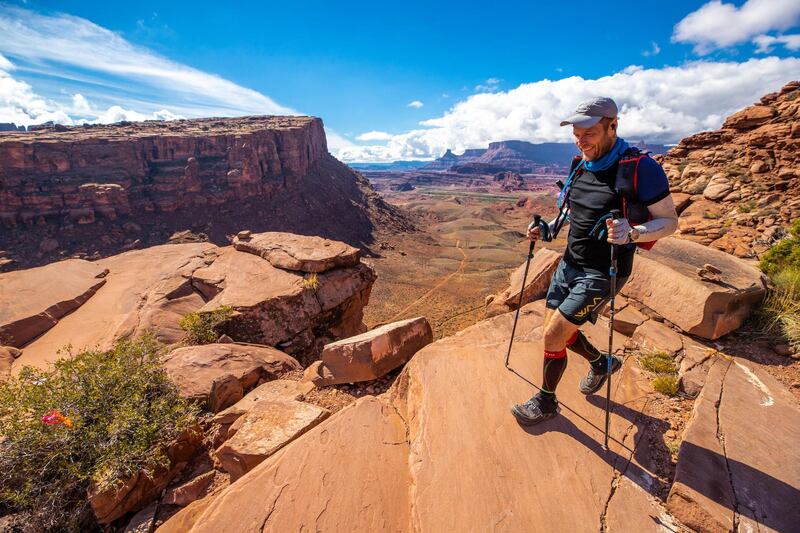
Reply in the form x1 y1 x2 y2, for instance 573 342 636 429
560 97 618 127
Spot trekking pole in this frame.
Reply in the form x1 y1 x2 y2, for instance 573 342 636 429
504 215 541 368
603 209 622 450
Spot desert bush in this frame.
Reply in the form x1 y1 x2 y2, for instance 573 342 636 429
303 272 319 291
754 269 800 349
703 211 721 220
179 305 234 344
738 200 757 213
0 335 197 532
760 218 800 276
638 350 679 397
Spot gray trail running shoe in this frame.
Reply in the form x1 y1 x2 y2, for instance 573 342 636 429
579 355 623 395
511 392 559 426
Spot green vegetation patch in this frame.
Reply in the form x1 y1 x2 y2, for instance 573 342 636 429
0 335 198 531
179 305 234 345
638 350 679 397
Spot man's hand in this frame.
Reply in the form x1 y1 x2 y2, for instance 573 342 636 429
606 217 631 245
526 220 541 242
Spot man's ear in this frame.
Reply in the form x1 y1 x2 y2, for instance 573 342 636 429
610 119 618 132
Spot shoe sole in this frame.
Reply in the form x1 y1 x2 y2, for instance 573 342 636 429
510 405 559 426
579 359 622 395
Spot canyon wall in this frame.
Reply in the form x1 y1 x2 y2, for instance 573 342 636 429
0 116 327 228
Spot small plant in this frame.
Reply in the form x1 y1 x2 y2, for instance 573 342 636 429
738 200 757 213
179 305 234 344
639 351 676 374
303 272 319 291
760 219 800 276
703 211 721 220
638 350 679 397
652 375 680 396
0 335 198 531
676 162 688 173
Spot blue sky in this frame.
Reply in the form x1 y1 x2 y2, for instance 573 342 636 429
1 0 799 161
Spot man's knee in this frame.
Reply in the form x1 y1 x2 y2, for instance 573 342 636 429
543 310 579 350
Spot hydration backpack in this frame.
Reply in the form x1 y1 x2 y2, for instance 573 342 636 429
565 147 657 251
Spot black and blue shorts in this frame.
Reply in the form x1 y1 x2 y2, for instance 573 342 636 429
545 258 628 326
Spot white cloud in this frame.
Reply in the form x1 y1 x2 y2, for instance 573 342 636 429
642 41 661 57
356 130 393 141
407 100 424 108
475 77 501 92
753 33 800 53
673 0 800 54
336 57 800 163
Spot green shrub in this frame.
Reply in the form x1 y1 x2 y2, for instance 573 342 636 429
303 272 319 291
755 268 800 349
703 211 721 219
738 200 756 213
638 350 679 397
760 219 800 276
179 305 234 344
652 375 679 396
639 351 676 374
0 335 197 531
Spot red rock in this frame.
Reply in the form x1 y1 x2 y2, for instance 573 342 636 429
123 502 158 533
215 399 330 481
162 343 300 412
163 471 216 507
212 379 315 426
89 426 202 524
310 316 433 386
485 247 561 317
0 259 107 347
0 345 20 382
627 320 683 355
232 231 361 273
668 357 800 532
612 306 647 336
723 105 775 130
621 238 767 339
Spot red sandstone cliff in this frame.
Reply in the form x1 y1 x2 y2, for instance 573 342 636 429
0 116 410 270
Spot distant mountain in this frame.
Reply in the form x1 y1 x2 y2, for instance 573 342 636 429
421 139 669 173
349 160 429 171
0 123 26 132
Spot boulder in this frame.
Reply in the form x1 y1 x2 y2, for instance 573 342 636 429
162 471 216 507
722 105 775 130
702 178 732 201
612 306 647 336
668 357 800 533
309 316 433 386
123 502 158 533
485 247 561 317
620 238 767 339
232 231 360 273
89 426 202 524
215 399 330 481
0 259 108 347
162 343 300 412
212 379 315 426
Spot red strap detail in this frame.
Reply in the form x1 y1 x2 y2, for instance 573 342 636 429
544 348 567 359
566 331 579 346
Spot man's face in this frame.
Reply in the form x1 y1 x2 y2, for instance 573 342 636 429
572 119 616 161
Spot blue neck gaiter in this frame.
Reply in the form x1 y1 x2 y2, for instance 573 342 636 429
583 138 629 172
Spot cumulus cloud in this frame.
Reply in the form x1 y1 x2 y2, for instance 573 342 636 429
753 33 800 53
407 100 424 108
336 57 800 163
642 41 661 57
673 0 800 54
356 130 393 142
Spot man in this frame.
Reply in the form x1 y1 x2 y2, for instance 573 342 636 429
511 97 679 425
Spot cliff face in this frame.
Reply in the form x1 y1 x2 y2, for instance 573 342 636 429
0 116 326 227
0 116 410 270
660 81 800 258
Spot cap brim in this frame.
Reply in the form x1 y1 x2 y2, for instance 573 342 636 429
559 114 603 128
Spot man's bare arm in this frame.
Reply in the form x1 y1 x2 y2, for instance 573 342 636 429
631 195 679 243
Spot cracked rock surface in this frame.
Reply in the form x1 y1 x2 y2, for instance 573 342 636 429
159 300 677 532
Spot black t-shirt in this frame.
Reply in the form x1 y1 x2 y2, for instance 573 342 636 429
563 156 670 278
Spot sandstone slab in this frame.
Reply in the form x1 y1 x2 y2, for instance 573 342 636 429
0 259 107 347
12 243 214 373
215 399 330 481
0 346 20 382
212 379 315 426
162 471 216 507
310 316 433 386
162 343 300 412
123 502 158 533
620 238 767 339
233 231 360 272
667 357 800 533
612 305 647 336
628 320 683 355
159 396 411 532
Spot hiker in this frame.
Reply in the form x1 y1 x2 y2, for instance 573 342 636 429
511 97 679 425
